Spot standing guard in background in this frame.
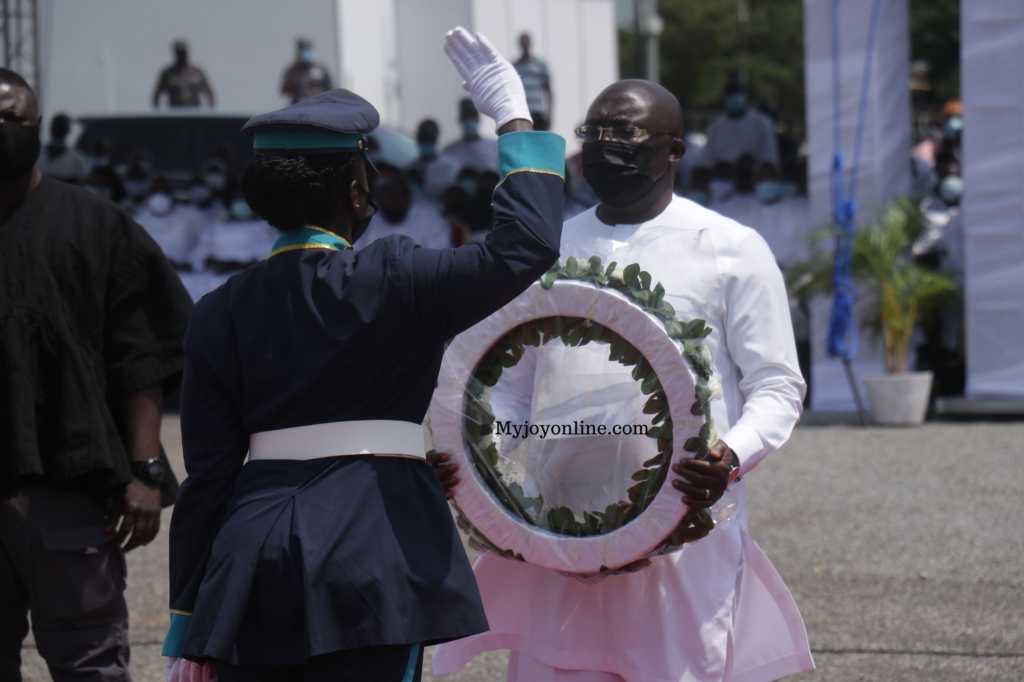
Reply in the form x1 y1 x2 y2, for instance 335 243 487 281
513 33 552 132
152 40 216 109
281 38 334 104
162 28 566 682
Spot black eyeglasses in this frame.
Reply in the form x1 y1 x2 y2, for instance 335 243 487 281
574 125 676 144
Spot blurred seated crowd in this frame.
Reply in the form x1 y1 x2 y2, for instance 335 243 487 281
38 77 963 401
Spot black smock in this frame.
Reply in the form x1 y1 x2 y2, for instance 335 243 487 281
167 131 566 665
0 177 192 499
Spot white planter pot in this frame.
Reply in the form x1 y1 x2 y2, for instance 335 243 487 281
863 371 934 426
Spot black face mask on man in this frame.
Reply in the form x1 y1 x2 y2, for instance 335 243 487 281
0 121 41 181
582 139 673 209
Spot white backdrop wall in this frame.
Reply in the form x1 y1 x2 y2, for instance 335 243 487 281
337 0 401 127
803 0 912 411
39 0 616 148
469 0 619 152
42 0 339 117
962 1 1024 399
393 0 474 145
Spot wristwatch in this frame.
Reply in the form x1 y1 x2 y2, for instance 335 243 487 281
131 457 166 488
727 450 743 486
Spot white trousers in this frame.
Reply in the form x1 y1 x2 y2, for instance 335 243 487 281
506 651 626 682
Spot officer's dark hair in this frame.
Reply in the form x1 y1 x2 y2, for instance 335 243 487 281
0 68 33 94
240 153 364 232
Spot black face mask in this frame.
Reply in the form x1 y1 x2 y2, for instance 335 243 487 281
582 139 672 209
0 122 41 181
350 184 378 243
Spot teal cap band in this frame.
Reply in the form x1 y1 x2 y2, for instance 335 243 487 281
253 130 365 152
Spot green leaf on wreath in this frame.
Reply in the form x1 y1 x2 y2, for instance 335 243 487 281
605 261 618 277
588 256 602 274
665 318 684 339
540 270 557 289
643 393 663 414
683 436 702 452
623 263 640 286
639 271 652 290
566 256 579 278
483 442 499 467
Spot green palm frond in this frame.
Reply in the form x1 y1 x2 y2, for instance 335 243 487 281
785 198 959 374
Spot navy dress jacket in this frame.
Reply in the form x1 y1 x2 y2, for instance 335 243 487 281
166 131 566 665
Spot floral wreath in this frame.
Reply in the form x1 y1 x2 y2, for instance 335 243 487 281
429 256 723 577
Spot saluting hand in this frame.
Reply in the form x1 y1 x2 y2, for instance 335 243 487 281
443 27 532 131
426 450 460 501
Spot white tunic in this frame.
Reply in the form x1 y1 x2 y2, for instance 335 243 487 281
434 196 813 682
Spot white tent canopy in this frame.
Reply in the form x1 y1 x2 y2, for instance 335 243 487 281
962 2 1024 398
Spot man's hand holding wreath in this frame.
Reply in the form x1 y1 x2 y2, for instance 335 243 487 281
429 440 737 546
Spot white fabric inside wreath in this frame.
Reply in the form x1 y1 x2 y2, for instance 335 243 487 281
491 343 655 518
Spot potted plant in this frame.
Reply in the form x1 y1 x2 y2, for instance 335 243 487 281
786 198 959 425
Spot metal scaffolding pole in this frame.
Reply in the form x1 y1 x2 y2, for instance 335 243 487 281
1 0 42 106
636 0 663 83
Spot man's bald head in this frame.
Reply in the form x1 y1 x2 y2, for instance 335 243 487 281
581 79 687 225
585 79 684 136
0 68 40 124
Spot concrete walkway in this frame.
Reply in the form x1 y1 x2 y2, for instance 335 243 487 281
20 420 1024 681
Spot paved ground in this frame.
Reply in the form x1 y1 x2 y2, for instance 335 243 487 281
19 420 1024 681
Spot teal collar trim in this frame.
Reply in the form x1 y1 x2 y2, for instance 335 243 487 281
254 130 365 152
269 225 351 258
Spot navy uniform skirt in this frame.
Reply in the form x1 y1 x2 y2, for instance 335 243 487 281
180 455 488 665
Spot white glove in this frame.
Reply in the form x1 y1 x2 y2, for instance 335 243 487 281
444 27 532 132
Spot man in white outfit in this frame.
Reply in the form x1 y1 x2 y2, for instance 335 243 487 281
701 80 779 169
433 80 814 682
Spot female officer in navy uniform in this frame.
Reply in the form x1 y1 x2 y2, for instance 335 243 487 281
161 29 565 682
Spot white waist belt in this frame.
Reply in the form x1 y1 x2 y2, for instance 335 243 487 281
248 420 427 462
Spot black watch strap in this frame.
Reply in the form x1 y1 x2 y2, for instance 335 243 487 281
727 450 743 485
131 457 165 487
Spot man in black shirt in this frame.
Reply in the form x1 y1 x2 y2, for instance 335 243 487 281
0 68 193 681
281 38 333 104
152 40 216 109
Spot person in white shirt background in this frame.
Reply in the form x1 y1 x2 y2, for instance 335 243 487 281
912 155 965 396
433 79 813 682
410 118 461 202
37 113 91 183
354 163 453 251
700 78 780 171
440 98 499 175
134 177 199 271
